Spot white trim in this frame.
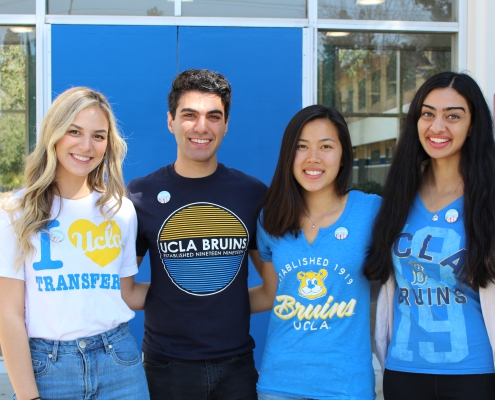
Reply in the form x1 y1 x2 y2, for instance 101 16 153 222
45 15 308 28
352 164 390 170
174 0 181 17
42 15 455 31
43 24 52 116
35 0 46 139
302 28 314 107
456 0 468 72
317 19 459 33
302 0 317 107
0 14 36 24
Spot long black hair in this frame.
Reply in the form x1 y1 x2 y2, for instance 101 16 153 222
364 71 495 289
259 105 353 238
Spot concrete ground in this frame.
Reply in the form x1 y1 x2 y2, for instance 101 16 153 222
374 353 384 400
0 360 12 398
0 357 384 399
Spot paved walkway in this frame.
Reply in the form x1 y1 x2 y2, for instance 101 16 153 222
0 360 12 398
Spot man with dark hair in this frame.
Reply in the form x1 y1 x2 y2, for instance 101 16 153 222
127 69 267 399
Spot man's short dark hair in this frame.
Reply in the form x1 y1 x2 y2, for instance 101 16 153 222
168 69 232 121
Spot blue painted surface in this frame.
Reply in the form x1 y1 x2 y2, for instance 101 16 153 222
51 24 302 368
52 25 178 181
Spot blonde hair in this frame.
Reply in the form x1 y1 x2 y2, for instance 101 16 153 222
1 87 127 270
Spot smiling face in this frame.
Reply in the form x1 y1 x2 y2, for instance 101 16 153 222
417 88 472 165
292 118 343 196
55 106 108 185
168 90 229 177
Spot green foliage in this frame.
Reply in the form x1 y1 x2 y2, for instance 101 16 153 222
0 42 27 191
339 49 372 77
350 180 383 196
147 6 164 16
1 44 26 109
414 0 451 21
0 114 25 190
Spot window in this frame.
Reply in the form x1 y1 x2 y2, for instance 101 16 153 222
47 0 174 16
181 0 306 18
0 27 36 191
319 0 453 22
318 31 452 192
47 0 307 18
371 70 380 105
0 0 35 14
370 148 381 165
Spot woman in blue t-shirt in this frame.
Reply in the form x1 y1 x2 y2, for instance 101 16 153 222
365 71 495 399
250 105 381 399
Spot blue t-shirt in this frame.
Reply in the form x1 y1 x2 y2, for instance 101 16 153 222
257 190 381 399
387 194 494 374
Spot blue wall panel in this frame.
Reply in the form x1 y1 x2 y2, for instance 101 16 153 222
51 25 303 369
179 26 302 184
52 25 178 182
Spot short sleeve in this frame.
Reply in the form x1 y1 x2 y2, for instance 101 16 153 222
371 194 382 216
127 181 149 258
256 212 273 262
135 231 149 257
0 210 25 280
248 228 258 251
118 198 139 278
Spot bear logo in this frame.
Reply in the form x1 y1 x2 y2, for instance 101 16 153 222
409 261 428 285
297 269 328 300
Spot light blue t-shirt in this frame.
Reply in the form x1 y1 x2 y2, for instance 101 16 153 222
257 190 381 399
387 194 494 374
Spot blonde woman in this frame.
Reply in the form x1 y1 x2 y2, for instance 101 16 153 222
0 87 149 399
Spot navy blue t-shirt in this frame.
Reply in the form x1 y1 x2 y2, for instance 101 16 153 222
127 163 267 361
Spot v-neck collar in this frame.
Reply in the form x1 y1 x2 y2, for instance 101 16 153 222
414 192 464 223
300 190 355 248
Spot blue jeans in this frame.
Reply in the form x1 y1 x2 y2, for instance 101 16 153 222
15 323 149 400
143 351 258 400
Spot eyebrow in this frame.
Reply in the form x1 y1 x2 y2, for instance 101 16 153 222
180 107 224 116
70 123 108 133
298 137 337 143
422 104 466 113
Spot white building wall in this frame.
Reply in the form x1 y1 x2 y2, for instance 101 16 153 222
467 0 495 110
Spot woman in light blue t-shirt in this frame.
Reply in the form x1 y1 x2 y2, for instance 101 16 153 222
365 72 495 400
250 105 381 399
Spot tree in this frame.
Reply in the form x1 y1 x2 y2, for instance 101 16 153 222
0 34 27 191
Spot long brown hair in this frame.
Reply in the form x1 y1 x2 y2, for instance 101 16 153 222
364 72 495 289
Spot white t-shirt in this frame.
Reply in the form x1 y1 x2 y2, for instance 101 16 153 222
0 190 138 340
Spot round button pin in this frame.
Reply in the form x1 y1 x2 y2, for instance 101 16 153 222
79 341 87 349
335 227 349 240
157 191 171 204
49 230 64 243
445 209 459 223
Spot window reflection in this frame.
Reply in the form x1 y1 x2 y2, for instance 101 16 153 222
0 0 35 14
0 27 36 191
181 0 306 18
319 0 453 22
318 31 451 193
47 0 174 16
